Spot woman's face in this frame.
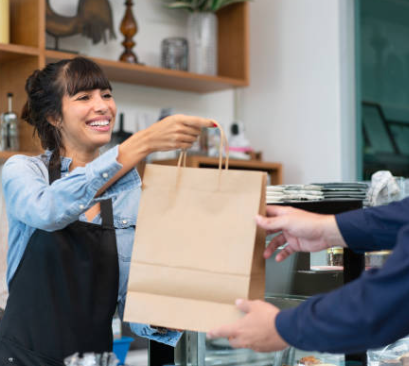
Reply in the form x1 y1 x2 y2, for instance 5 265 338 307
59 88 117 154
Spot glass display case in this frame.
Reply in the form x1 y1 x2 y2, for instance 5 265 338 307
148 199 399 366
174 331 347 366
367 336 409 366
172 295 346 366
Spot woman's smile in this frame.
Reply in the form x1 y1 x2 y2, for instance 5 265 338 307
86 116 112 132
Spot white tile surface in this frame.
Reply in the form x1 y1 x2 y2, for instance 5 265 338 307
125 349 148 366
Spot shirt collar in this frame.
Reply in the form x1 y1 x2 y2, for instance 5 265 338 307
44 150 73 173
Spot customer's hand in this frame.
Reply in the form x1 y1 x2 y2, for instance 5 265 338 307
257 205 347 261
207 299 288 353
144 114 214 153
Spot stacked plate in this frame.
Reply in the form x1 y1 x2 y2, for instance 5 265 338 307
266 182 369 204
311 182 368 200
266 185 324 204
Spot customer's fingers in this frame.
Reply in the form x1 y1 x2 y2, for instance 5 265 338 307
207 324 238 340
264 233 286 259
256 214 287 232
228 336 248 349
265 205 293 217
235 299 252 313
275 243 296 262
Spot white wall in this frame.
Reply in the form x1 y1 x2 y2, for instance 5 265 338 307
241 0 356 184
46 0 235 135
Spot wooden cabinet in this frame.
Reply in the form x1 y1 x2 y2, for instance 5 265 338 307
0 0 44 159
0 0 250 160
150 156 283 185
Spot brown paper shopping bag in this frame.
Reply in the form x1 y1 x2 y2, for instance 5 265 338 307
124 122 266 332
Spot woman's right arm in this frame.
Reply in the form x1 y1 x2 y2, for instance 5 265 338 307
3 115 213 230
96 114 214 196
2 146 139 231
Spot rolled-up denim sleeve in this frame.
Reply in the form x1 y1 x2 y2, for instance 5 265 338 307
2 146 141 231
117 294 183 347
128 323 183 347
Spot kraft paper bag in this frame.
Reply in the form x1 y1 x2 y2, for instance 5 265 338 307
124 124 266 333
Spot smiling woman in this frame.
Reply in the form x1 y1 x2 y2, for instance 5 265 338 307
22 57 116 171
0 57 214 365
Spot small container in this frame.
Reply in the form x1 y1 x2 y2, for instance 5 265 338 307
161 37 188 71
365 250 391 269
113 336 134 365
327 247 343 267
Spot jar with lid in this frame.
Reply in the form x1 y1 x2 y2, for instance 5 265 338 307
365 250 391 269
326 247 343 267
161 37 188 71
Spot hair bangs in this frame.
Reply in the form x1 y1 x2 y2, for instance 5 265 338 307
64 57 112 96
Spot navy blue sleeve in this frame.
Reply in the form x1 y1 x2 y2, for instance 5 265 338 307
276 224 409 353
336 197 409 252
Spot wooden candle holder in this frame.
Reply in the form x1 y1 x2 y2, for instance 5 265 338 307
119 0 139 63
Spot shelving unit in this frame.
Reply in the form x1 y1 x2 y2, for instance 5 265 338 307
45 50 247 93
0 44 39 61
0 0 249 158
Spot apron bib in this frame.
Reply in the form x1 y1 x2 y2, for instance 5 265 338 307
0 166 119 365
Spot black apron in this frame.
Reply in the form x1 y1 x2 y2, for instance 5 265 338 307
0 166 119 366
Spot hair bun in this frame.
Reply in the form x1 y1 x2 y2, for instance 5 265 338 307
21 101 35 126
25 69 41 94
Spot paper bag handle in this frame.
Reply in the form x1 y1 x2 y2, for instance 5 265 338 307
177 120 230 170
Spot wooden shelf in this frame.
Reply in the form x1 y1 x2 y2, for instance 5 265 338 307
45 50 248 93
0 43 39 62
0 0 251 155
43 2 249 93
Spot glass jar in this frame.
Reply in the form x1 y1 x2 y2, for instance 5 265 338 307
161 37 188 71
365 250 391 269
326 247 343 267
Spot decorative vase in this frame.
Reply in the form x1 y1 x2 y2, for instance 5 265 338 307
187 12 217 76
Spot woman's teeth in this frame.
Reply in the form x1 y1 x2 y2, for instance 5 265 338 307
89 120 109 126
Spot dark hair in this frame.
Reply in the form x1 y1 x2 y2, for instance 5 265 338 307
21 57 112 170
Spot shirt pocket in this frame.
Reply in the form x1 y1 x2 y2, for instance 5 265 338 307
114 216 136 262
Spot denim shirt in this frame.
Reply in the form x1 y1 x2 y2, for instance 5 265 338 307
1 146 182 347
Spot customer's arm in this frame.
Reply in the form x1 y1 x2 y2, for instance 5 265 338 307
336 197 409 252
261 200 409 261
276 223 409 353
209 223 409 353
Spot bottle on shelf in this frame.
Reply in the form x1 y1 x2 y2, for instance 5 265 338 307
0 93 19 151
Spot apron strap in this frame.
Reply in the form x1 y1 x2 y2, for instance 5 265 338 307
100 199 114 227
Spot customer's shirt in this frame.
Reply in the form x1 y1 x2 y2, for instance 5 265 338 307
2 146 182 346
276 198 409 353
